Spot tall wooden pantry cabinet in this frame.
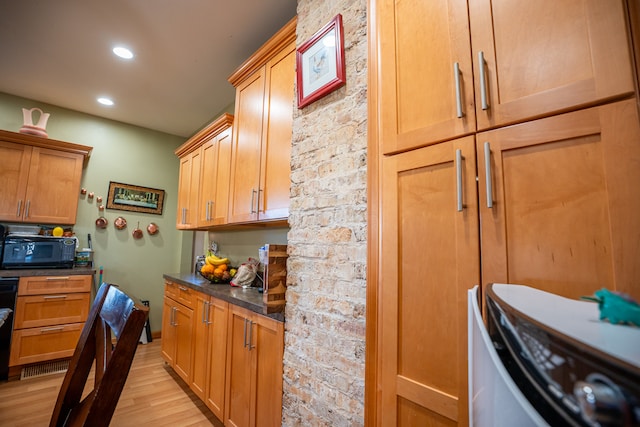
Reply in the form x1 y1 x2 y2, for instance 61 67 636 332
367 0 640 425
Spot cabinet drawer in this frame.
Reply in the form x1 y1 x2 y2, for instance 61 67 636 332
18 275 92 295
9 323 82 366
165 281 195 309
14 293 91 329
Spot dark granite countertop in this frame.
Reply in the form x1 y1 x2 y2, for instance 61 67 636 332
0 267 96 277
163 273 284 322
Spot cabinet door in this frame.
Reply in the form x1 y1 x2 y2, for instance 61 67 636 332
197 137 219 228
258 42 295 221
173 303 194 383
205 297 229 421
477 99 640 301
0 141 31 222
23 147 84 225
200 128 233 227
161 297 176 365
212 128 233 225
225 306 254 427
14 293 91 329
470 0 634 131
9 322 82 366
176 150 201 229
250 315 284 427
228 67 267 224
378 0 475 154
18 275 92 296
380 136 479 425
191 293 210 399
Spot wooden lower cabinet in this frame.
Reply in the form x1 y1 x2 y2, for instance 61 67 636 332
225 305 284 427
10 275 92 367
380 136 480 425
161 284 284 426
161 281 195 383
191 291 228 421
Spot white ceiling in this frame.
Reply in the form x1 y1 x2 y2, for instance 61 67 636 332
0 0 298 138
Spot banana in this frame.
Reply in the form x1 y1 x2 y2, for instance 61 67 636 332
206 255 229 266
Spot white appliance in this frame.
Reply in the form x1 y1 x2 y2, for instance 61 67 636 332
468 284 640 426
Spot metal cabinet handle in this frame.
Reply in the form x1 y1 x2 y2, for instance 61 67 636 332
478 51 488 110
250 189 258 214
25 200 30 219
43 295 67 300
16 200 22 218
206 301 213 325
484 142 493 208
46 276 69 280
178 286 188 291
243 318 248 348
248 320 255 350
456 149 463 212
40 326 64 333
454 62 463 118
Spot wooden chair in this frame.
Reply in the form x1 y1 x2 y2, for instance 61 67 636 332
50 283 149 427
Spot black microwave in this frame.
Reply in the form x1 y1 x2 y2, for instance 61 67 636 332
1 236 76 269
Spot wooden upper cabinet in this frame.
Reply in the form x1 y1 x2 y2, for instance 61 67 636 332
228 17 296 224
175 114 234 229
228 68 267 224
378 0 475 155
469 0 635 131
377 0 635 154
176 149 201 229
0 131 90 225
477 99 640 301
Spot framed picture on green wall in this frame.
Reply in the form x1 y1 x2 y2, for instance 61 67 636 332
106 181 165 215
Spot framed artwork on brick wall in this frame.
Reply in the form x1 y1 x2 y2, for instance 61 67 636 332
296 14 346 109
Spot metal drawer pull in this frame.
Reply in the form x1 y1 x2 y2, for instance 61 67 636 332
478 51 488 110
456 149 463 212
484 142 493 208
178 286 188 291
46 277 69 280
43 295 67 300
40 326 64 333
454 62 463 118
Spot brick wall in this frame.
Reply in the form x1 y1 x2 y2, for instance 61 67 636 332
284 0 368 425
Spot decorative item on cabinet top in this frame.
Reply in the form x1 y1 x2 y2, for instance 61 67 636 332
19 107 50 138
297 14 346 109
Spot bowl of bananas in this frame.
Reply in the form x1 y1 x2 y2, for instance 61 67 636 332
198 253 237 284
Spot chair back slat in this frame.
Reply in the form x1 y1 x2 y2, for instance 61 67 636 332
50 283 149 427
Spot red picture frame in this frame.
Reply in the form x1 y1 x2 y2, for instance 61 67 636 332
296 14 346 109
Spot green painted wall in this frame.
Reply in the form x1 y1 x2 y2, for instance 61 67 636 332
0 92 192 334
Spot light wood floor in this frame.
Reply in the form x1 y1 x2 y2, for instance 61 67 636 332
0 340 223 427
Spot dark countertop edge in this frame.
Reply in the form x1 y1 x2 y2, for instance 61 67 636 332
0 267 96 277
163 273 285 323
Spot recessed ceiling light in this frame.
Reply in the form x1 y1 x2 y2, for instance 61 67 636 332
97 97 114 106
113 46 134 59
